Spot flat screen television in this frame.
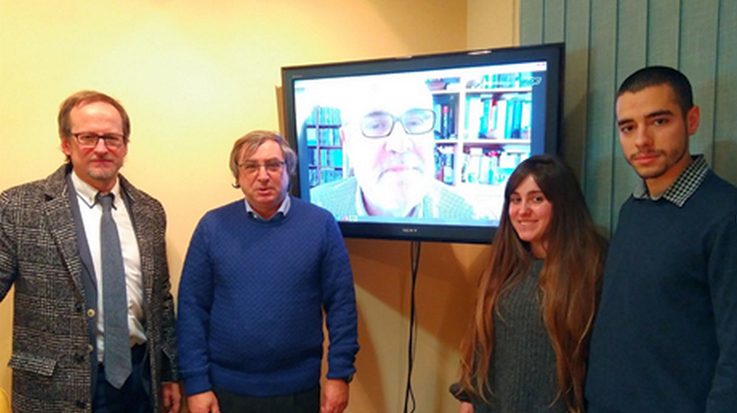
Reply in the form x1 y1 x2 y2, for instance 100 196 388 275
280 43 563 244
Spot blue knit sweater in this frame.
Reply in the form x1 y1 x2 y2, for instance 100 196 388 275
177 197 358 397
586 171 737 412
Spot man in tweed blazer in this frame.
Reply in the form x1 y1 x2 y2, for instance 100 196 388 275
0 91 179 413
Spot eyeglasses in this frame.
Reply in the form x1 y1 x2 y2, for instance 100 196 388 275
360 109 435 138
72 132 126 149
239 160 285 176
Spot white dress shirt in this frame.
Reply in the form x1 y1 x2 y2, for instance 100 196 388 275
70 172 146 362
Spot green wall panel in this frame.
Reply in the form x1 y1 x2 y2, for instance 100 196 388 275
680 1 719 161
612 0 649 221
714 1 737 184
520 0 544 45
584 0 618 232
544 0 566 42
562 0 591 181
647 0 680 67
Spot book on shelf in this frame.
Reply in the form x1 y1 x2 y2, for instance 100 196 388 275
316 127 340 146
318 148 343 167
491 97 507 139
320 169 343 184
434 146 456 185
306 127 317 145
308 169 319 187
306 106 342 126
455 147 531 185
507 96 521 138
465 95 484 139
476 71 535 90
463 147 484 184
433 93 458 139
305 123 341 147
464 92 532 140
331 149 343 167
303 105 344 187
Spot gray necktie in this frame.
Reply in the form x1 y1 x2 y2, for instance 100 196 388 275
98 193 131 389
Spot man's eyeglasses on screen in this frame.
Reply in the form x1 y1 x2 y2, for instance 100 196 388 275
360 109 435 138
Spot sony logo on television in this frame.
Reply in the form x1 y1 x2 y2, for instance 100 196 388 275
400 227 419 234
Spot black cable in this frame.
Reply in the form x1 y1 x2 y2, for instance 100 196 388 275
403 241 421 413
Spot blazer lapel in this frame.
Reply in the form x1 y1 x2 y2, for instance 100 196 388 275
65 173 97 291
43 166 86 299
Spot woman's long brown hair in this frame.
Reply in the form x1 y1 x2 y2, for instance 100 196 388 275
456 155 607 412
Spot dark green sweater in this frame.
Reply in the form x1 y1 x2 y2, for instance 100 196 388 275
472 260 566 413
586 171 737 412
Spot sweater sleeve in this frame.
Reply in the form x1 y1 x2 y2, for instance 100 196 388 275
705 212 737 411
320 216 359 380
176 217 215 396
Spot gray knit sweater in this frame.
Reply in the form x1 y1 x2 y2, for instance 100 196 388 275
473 259 566 413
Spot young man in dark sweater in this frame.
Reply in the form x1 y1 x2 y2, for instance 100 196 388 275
177 130 358 413
586 67 737 412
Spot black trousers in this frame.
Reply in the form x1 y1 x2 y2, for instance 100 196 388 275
213 385 320 413
93 345 151 413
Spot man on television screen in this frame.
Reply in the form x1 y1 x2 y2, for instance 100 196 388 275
310 77 474 221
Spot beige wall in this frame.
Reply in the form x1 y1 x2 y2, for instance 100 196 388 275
467 0 518 49
0 1 516 411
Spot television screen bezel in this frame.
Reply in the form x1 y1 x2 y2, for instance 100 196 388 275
280 43 564 244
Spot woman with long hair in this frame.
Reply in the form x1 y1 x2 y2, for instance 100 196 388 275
453 154 607 412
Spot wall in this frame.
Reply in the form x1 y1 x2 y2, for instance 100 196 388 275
519 0 737 233
0 1 517 411
467 0 519 49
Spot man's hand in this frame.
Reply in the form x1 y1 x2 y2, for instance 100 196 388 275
459 401 474 413
161 382 182 413
186 390 220 413
321 378 349 413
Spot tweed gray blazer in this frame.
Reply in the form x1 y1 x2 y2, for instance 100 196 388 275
0 164 177 413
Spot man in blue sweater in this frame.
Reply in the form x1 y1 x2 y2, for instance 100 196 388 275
586 67 737 412
177 130 359 413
